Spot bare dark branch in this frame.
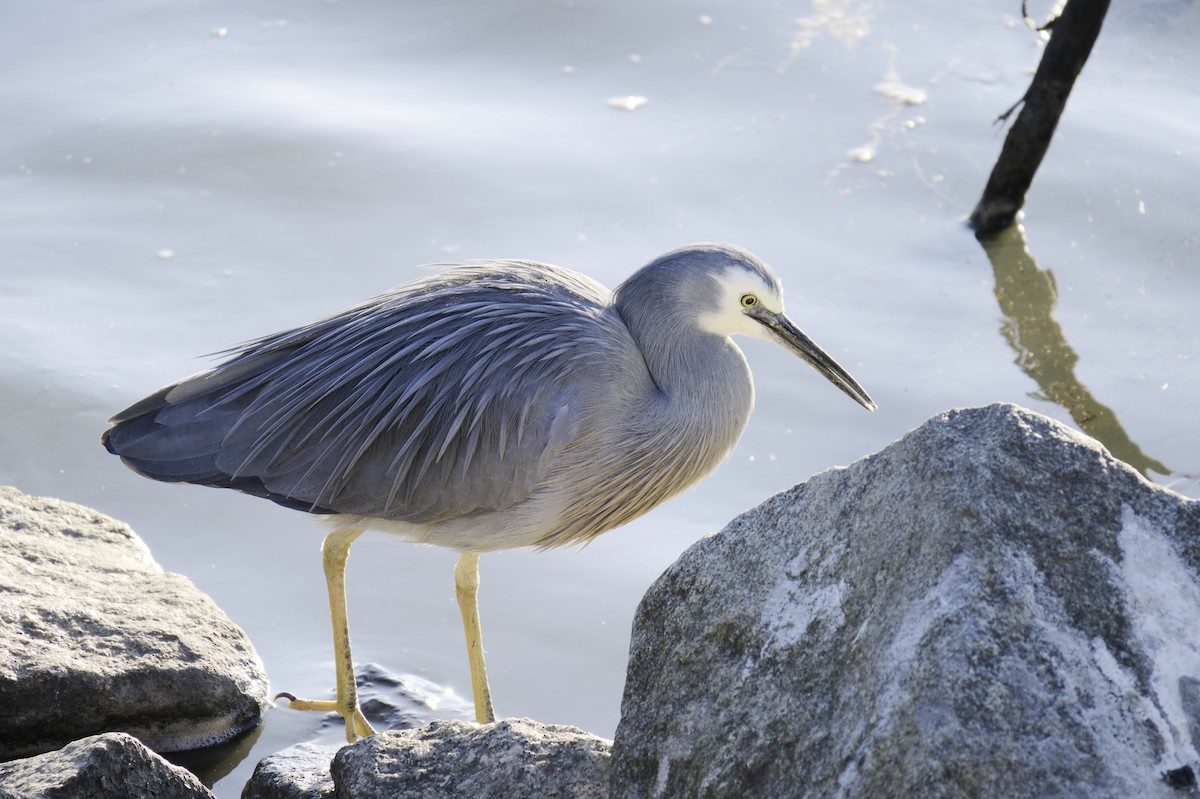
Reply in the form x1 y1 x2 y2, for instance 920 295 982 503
969 0 1112 234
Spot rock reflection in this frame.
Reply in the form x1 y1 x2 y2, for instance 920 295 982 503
979 224 1169 478
163 721 262 787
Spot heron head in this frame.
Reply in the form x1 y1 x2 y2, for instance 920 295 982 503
615 242 875 412
690 244 877 412
691 247 786 342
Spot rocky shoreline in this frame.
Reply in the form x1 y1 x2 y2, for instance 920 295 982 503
3 404 1197 798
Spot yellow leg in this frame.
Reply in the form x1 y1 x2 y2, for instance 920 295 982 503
455 552 496 724
276 527 376 742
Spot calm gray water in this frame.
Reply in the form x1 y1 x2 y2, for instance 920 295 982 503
3 0 1197 793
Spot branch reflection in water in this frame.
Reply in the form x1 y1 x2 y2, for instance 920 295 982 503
979 223 1169 479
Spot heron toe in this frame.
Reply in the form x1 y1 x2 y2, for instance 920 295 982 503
274 691 376 741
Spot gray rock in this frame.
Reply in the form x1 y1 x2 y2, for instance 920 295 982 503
0 732 214 798
610 403 1200 799
241 663 476 799
0 486 269 759
331 718 611 798
241 742 339 799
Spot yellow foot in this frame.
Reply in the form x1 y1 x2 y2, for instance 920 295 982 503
274 691 376 741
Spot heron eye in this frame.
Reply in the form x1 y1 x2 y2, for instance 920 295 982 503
740 294 758 308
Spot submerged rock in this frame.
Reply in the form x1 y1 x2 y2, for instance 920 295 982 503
305 663 475 741
0 732 214 798
0 486 268 759
610 403 1200 799
331 718 610 799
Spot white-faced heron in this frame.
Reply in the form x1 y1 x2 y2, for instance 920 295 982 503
102 242 875 741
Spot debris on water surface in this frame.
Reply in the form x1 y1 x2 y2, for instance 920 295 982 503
607 95 648 112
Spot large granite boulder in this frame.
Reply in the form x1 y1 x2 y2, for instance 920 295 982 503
0 487 269 759
0 732 214 799
610 403 1200 798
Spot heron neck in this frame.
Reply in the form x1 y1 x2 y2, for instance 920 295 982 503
613 290 754 434
630 319 755 438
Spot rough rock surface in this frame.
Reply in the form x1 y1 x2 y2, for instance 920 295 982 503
241 742 338 799
610 403 1200 799
330 718 611 799
0 486 269 759
242 663 475 798
0 732 214 798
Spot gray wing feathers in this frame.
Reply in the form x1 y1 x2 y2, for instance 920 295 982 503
108 262 613 522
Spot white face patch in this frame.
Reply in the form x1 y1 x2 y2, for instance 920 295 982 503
696 267 784 340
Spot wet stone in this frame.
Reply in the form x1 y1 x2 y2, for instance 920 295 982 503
0 486 269 760
242 664 475 798
331 718 610 799
241 742 338 799
0 732 214 799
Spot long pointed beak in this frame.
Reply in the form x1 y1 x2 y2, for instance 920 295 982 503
753 309 877 411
